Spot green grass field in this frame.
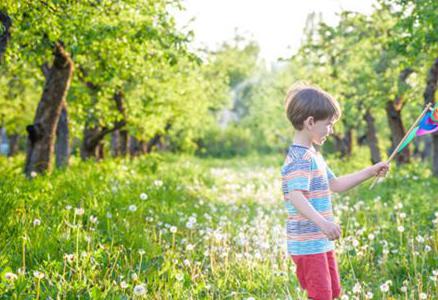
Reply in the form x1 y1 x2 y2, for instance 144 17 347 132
0 149 437 299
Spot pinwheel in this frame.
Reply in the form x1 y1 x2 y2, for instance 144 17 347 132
370 102 435 189
397 103 438 153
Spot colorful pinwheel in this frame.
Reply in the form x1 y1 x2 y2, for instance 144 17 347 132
398 103 438 153
370 102 435 189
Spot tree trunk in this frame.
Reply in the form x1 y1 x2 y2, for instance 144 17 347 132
97 142 105 160
139 140 148 154
0 11 12 62
333 129 352 158
81 91 126 160
385 102 410 163
111 130 120 157
8 134 19 156
81 127 100 159
55 103 69 168
115 91 128 156
120 129 129 156
24 42 73 177
385 68 413 164
364 109 381 163
129 135 140 156
424 58 438 175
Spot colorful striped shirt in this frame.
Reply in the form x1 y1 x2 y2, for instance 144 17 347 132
281 144 336 255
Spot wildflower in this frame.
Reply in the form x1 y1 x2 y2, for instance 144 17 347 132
366 291 373 299
170 226 177 233
183 259 190 266
89 215 98 224
175 273 184 281
64 254 74 263
140 193 148 200
5 272 18 281
133 284 146 296
131 273 138 281
380 282 389 292
30 171 37 178
399 212 406 219
416 235 425 243
353 282 361 294
368 233 375 240
138 249 145 255
129 205 137 212
106 212 112 219
65 205 72 210
33 271 45 279
419 293 427 299
154 180 163 187
186 244 194 251
33 219 41 226
425 245 431 252
75 208 84 216
397 225 405 232
120 281 128 289
400 286 407 293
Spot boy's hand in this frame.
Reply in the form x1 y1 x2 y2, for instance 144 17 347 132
319 220 341 241
369 161 390 177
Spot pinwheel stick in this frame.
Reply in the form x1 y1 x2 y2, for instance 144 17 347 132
369 102 433 190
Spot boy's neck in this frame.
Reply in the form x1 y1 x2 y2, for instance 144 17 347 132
293 131 313 149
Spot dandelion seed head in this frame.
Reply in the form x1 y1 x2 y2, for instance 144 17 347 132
5 272 17 281
33 271 45 279
133 284 146 296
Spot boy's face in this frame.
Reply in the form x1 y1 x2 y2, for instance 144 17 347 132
308 117 336 145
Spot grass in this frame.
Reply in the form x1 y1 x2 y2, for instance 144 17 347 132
0 149 437 299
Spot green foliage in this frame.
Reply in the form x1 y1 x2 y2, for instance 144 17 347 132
0 0 230 151
209 34 260 88
197 125 255 157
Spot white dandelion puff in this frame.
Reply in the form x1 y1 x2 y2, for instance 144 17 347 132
133 284 146 296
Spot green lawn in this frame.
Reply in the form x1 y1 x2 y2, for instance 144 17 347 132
0 150 437 299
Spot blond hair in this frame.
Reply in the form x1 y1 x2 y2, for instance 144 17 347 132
284 83 341 130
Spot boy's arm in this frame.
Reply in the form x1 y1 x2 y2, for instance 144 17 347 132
329 162 389 193
287 191 341 240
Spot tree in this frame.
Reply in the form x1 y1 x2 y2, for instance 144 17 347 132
24 42 73 176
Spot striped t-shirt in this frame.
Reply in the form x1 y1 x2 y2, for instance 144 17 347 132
281 144 336 255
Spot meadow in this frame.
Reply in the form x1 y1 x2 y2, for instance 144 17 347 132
0 149 437 299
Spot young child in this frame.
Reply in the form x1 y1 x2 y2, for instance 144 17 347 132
281 84 389 300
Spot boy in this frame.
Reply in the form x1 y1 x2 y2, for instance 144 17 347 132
281 84 389 300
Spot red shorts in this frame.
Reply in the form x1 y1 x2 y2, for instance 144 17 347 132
291 250 341 300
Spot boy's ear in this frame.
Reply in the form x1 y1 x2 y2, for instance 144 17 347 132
304 116 314 129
